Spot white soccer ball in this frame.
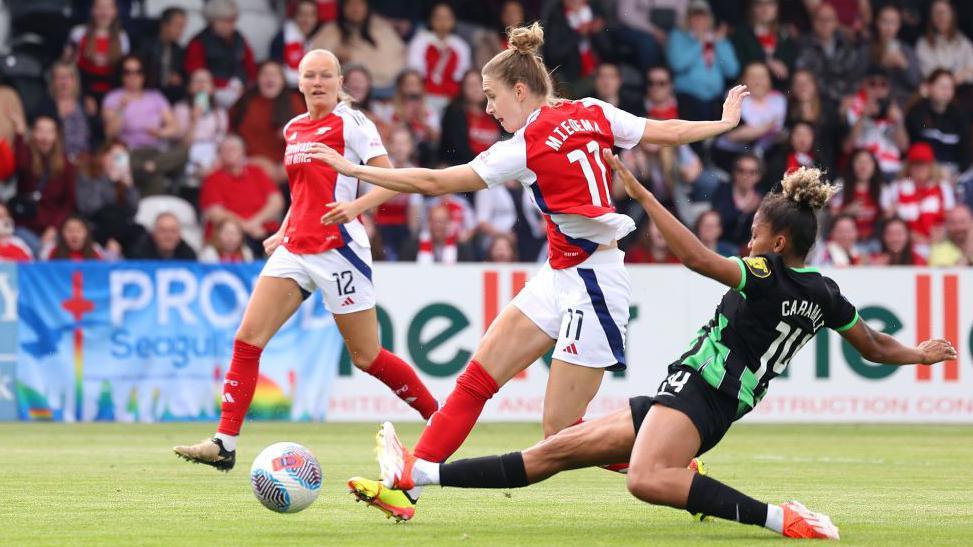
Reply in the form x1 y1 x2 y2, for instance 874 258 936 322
250 442 323 513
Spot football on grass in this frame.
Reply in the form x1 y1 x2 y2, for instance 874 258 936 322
250 442 323 513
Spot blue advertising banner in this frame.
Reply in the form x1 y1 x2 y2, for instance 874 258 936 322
15 262 343 422
0 263 16 420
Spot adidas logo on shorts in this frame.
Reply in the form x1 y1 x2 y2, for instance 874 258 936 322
563 343 579 355
341 296 355 307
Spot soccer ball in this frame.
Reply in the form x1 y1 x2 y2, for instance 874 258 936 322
250 442 323 513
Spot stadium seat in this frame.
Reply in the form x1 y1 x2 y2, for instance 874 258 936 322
237 10 280 61
135 195 204 251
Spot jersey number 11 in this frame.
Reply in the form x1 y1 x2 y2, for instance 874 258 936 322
567 140 612 207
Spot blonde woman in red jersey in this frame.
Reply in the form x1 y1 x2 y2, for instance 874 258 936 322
174 50 437 471
311 22 748 520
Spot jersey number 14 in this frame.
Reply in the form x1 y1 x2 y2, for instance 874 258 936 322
567 140 612 207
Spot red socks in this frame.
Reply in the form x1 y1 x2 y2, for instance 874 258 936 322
217 340 262 436
414 360 499 462
365 349 439 419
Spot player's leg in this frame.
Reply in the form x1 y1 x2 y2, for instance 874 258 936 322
627 381 839 539
173 274 305 470
333 307 438 419
541 359 604 437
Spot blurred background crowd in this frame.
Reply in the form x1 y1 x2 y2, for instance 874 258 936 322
0 0 971 267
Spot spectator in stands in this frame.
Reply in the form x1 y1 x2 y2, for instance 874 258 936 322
486 232 518 263
642 65 679 119
0 203 33 262
9 114 76 252
960 170 973 213
843 66 909 180
199 217 254 263
711 153 764 251
928 205 973 266
65 0 130 103
41 61 95 162
713 61 785 168
75 141 142 253
812 214 863 266
870 216 926 265
0 82 26 147
310 0 406 96
763 121 824 193
102 55 185 196
42 214 107 260
906 69 971 177
625 219 679 264
475 178 520 259
831 148 885 243
915 0 973 86
140 7 188 104
400 203 474 263
371 126 418 260
272 0 321 88
795 3 862 102
416 193 475 244
666 0 740 121
863 4 921 105
200 135 283 255
882 142 955 250
592 63 640 113
694 209 736 257
185 0 257 109
230 61 306 183
131 211 197 260
615 0 685 73
286 0 339 24
473 0 526 69
174 69 230 186
407 2 471 115
785 68 838 169
731 0 798 88
439 70 501 167
543 0 615 97
375 69 439 166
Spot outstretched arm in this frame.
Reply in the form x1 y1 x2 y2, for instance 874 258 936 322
603 150 742 289
321 155 402 225
640 85 749 146
840 319 957 365
309 143 487 196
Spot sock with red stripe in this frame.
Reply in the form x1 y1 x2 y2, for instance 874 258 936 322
364 349 439 419
216 340 262 441
413 360 499 462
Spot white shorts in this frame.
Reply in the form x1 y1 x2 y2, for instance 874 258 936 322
261 241 375 314
512 248 631 370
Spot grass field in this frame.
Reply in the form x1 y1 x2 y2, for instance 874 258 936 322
1 423 972 545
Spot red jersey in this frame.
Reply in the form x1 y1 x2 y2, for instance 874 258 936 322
69 25 130 94
282 104 387 254
881 178 955 239
0 237 32 262
200 164 282 238
407 30 470 98
834 184 881 240
470 98 644 268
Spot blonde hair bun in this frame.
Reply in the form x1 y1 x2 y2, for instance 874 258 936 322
507 22 545 56
780 167 836 210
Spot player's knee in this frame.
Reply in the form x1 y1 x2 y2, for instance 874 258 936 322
347 345 380 370
235 325 269 348
626 469 666 505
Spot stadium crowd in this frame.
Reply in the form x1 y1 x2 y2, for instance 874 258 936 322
0 0 971 267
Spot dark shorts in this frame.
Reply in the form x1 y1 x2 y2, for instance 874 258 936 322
629 365 740 456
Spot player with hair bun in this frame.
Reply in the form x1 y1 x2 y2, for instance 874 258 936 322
314 22 751 520
173 49 439 471
349 162 957 538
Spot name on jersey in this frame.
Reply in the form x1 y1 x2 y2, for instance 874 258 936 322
544 119 605 152
781 299 824 331
285 142 315 166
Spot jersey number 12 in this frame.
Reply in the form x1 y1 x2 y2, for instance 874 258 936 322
567 140 612 207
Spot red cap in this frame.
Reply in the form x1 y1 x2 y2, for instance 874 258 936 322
906 142 935 163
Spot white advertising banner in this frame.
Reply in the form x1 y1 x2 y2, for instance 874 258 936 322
326 264 973 423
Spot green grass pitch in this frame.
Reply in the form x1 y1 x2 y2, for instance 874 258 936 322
1 422 972 545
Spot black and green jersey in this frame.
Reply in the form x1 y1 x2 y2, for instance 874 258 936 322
677 252 859 417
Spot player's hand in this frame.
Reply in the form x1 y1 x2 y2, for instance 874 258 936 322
602 149 652 202
308 143 356 176
916 339 957 364
321 201 364 225
263 231 284 255
720 85 750 128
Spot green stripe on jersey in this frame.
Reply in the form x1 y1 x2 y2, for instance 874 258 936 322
738 366 758 409
836 311 860 332
732 257 746 291
683 314 731 390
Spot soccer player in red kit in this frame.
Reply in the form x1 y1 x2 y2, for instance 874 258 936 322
174 50 437 471
313 23 748 520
